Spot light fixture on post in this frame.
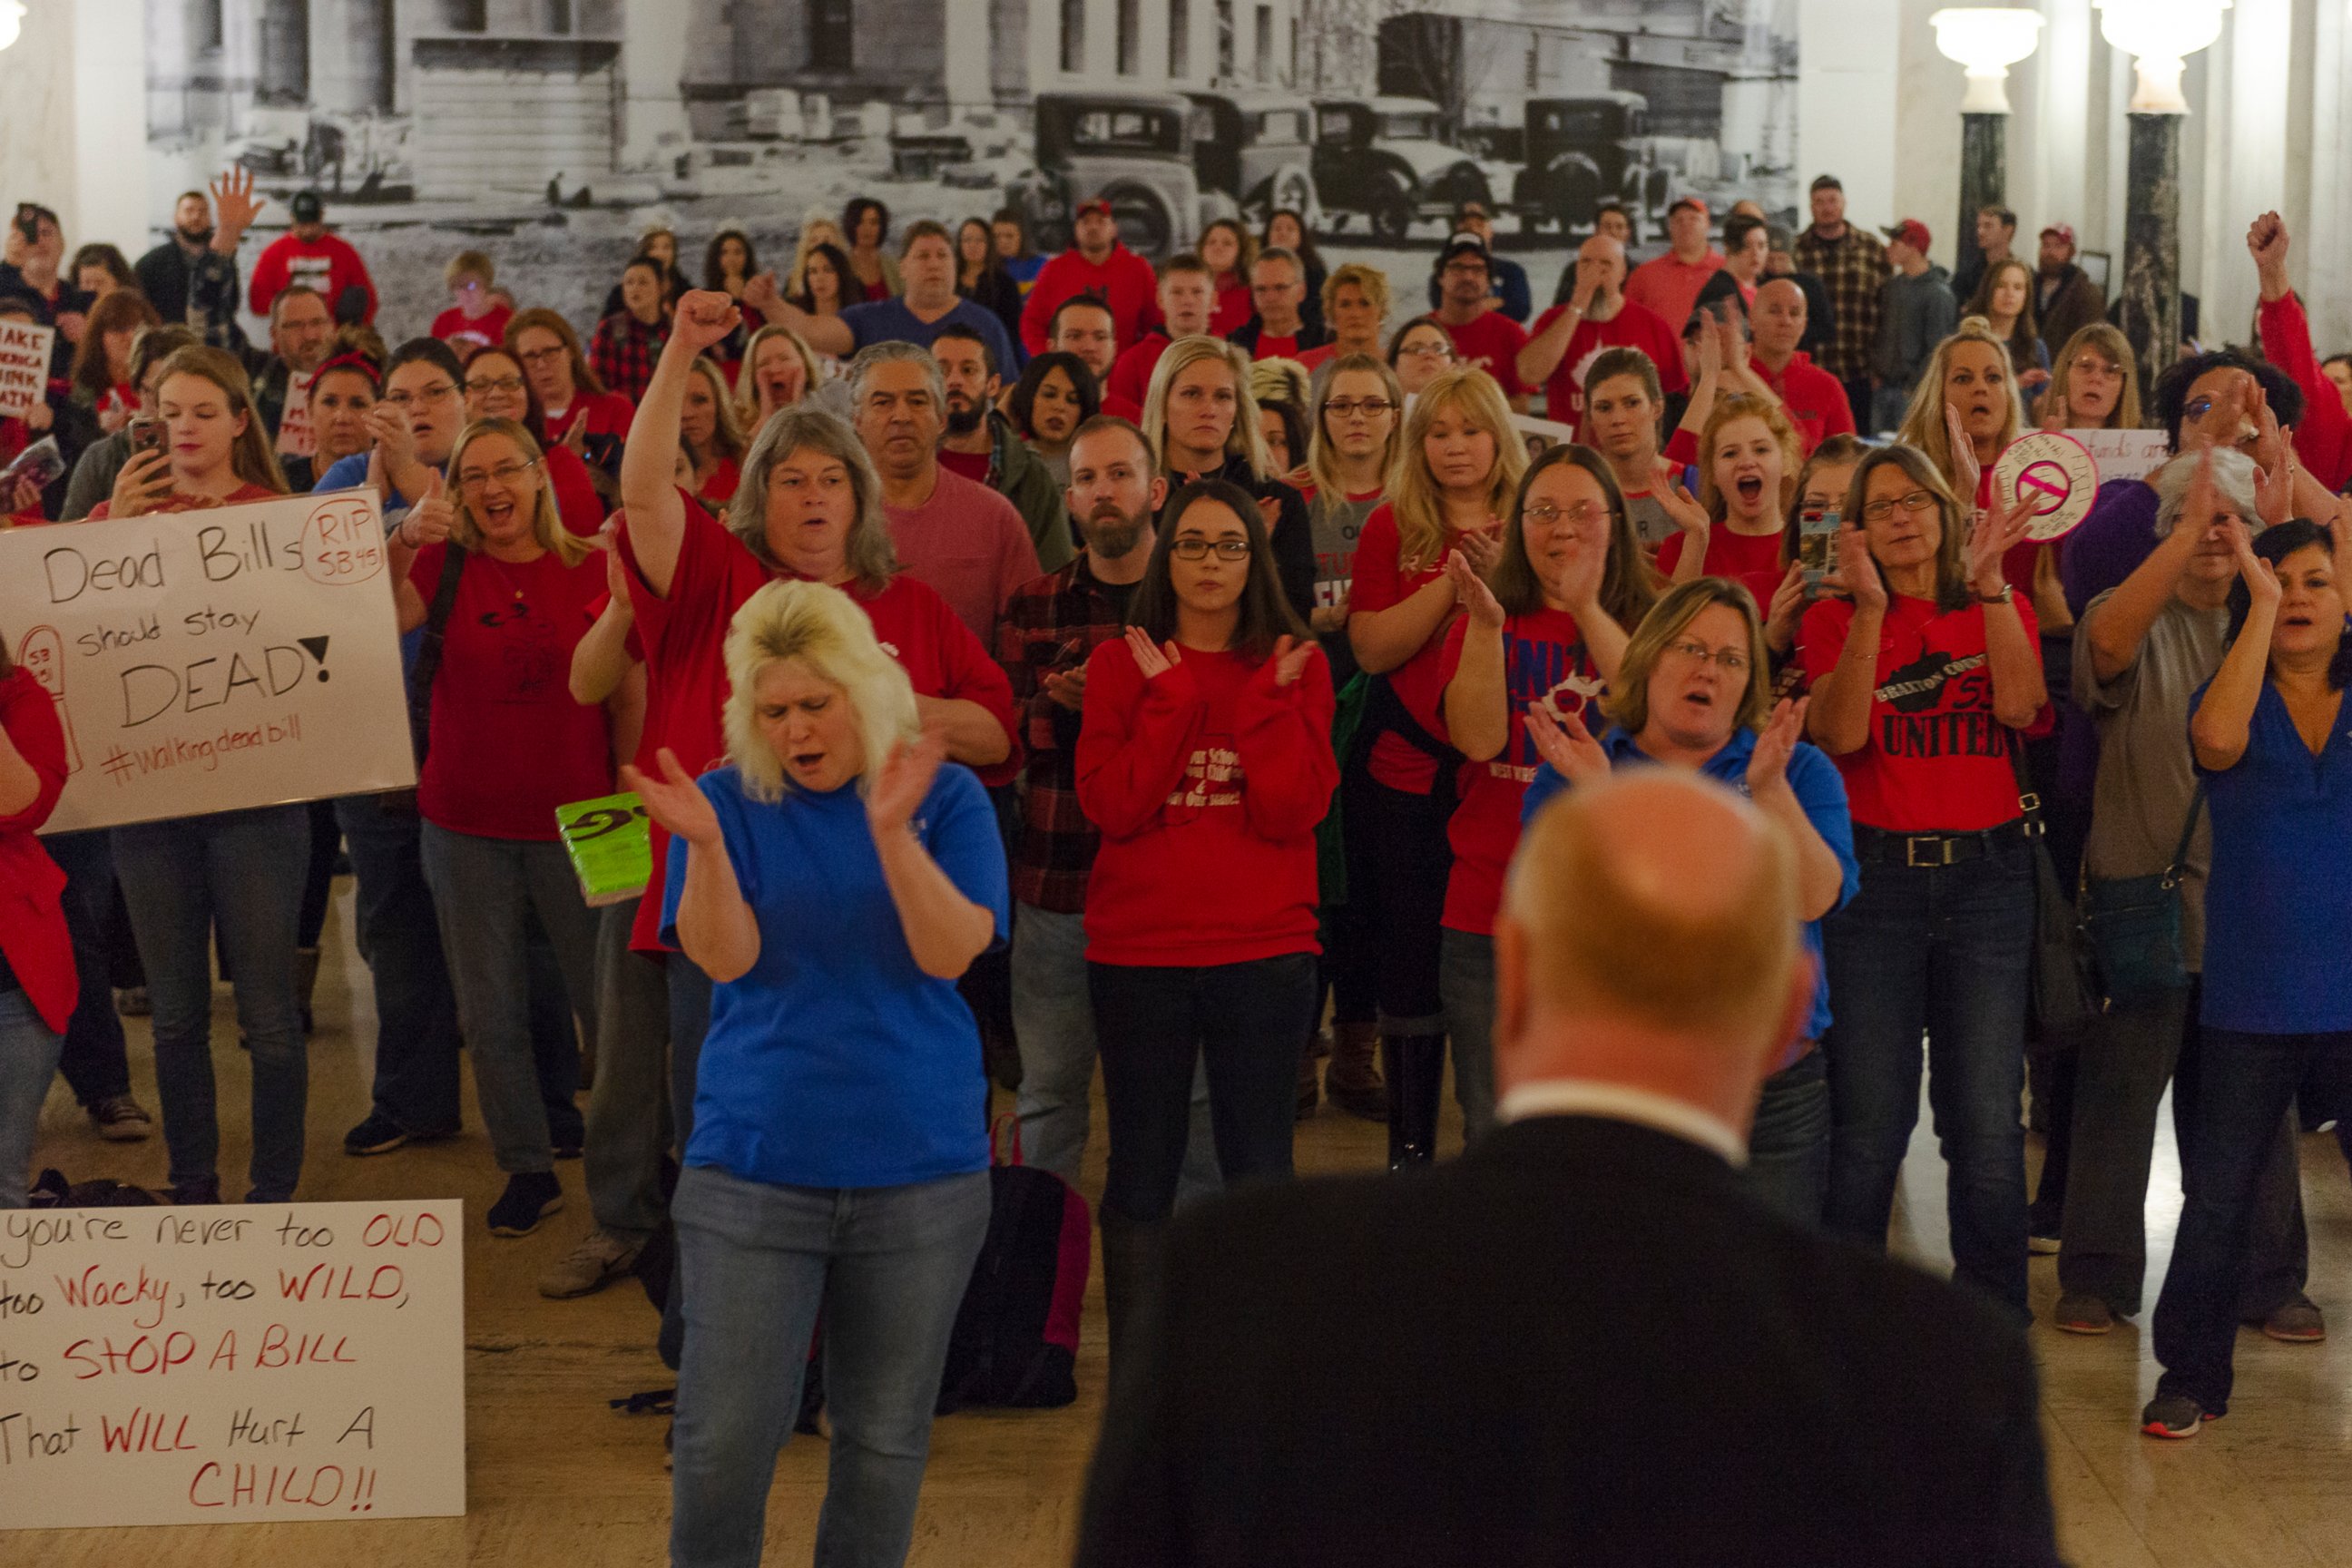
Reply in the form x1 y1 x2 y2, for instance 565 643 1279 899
1930 8 2045 293
0 0 24 53
2098 0 2231 374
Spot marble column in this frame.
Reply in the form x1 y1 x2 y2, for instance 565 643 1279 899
2119 112 2181 379
1955 111 2005 292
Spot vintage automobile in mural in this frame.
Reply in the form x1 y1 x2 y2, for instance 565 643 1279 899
1309 97 1493 243
1511 92 1671 239
1004 92 1236 259
1184 90 1320 229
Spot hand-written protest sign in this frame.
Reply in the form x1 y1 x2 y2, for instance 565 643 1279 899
556 791 652 906
0 319 56 419
0 1200 464 1529
0 490 416 833
2067 426 2170 484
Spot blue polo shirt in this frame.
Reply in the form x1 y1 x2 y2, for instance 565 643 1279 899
1522 725 1858 1043
2196 678 2352 1034
842 297 1022 375
663 761 1008 1189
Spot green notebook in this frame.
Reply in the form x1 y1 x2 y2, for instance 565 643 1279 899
555 792 653 907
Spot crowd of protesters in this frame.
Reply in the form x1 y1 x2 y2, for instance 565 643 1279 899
5 171 2352 1564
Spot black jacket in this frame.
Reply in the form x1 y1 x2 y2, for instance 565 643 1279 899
1077 1113 2061 1568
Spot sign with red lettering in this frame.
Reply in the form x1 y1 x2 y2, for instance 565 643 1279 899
0 1200 463 1529
1992 431 2100 542
0 319 55 419
0 489 416 833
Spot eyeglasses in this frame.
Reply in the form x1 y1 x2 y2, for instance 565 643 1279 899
516 345 568 367
1859 489 1938 523
1324 397 1396 420
1663 639 1751 674
1396 341 1453 359
466 375 525 396
1171 538 1251 561
386 382 458 407
456 458 540 495
1523 499 1606 527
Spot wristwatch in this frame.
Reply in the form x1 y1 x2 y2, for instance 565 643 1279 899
1977 584 2012 605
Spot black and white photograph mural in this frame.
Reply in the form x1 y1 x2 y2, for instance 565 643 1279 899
141 0 1798 331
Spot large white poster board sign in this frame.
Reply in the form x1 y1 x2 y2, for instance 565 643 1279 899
2067 427 2170 484
0 1199 464 1529
0 320 55 418
1 490 417 833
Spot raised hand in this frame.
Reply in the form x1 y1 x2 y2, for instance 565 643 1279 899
1446 548 1504 629
622 748 724 847
106 446 175 519
1945 404 1983 500
1836 517 1886 613
1524 704 1610 787
1125 624 1180 680
1269 633 1316 688
1966 493 2035 596
1692 316 1725 383
209 168 265 250
2246 211 2289 277
1569 258 1603 317
1763 563 1808 652
2226 514 2279 612
671 289 741 354
740 270 783 320
401 472 455 550
867 730 947 838
366 398 417 472
1746 697 1808 794
1658 472 1709 540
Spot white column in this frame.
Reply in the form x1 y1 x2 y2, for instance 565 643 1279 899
0 0 79 236
2026 0 2094 239
1796 0 1903 227
74 0 148 251
943 0 993 106
2304 0 2351 348
620 0 691 169
2204 0 2288 349
1893 0 1963 266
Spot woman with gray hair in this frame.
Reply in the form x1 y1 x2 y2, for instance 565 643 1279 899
629 577 1008 1566
614 289 1017 1241
2049 446 2318 1343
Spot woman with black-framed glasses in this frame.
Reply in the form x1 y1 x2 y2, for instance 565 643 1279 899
1798 443 2045 1318
1076 476 1337 1370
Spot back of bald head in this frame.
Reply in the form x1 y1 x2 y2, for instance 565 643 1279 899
1504 771 1798 1048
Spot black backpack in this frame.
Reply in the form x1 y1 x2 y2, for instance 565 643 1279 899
934 1118 1091 1413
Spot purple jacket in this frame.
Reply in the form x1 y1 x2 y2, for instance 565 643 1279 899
2054 477 2163 797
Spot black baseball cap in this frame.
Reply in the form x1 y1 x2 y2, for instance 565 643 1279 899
290 191 325 222
1436 232 1490 270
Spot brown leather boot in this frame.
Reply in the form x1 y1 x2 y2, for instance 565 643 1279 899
1324 1021 1387 1121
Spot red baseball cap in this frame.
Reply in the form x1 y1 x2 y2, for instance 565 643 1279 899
1073 197 1114 220
2040 222 2076 247
1879 218 1932 253
1668 195 1710 220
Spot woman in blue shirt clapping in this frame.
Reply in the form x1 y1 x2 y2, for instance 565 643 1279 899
629 578 1009 1568
2144 514 2352 1439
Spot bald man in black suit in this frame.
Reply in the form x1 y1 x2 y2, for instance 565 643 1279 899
1074 771 2062 1568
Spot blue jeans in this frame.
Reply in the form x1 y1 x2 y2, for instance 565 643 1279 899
670 1162 991 1568
662 953 717 1373
337 793 465 1135
1748 1047 1830 1227
1010 903 1220 1197
43 829 132 1107
586 903 671 1241
113 805 310 1200
1823 838 2034 1317
418 823 600 1177
1436 928 1501 1144
2153 1026 2352 1415
1089 954 1315 1224
0 988 66 1208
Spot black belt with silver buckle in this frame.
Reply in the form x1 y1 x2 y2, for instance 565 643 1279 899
1853 820 2029 868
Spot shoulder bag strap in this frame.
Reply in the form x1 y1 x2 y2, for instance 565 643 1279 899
407 546 468 763
2162 783 2208 883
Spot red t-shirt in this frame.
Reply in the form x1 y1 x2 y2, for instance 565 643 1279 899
1018 245 1163 353
1075 638 1337 966
697 455 742 505
408 543 612 840
936 446 992 484
1350 503 1471 794
0 665 74 1034
432 304 514 359
1527 299 1687 431
1436 609 1608 935
545 444 604 537
616 504 1021 950
1107 333 1170 408
543 391 636 446
1102 390 1144 424
1210 279 1252 338
1750 352 1855 457
83 483 279 520
1655 524 1783 586
1623 250 1725 338
1251 333 1301 361
1439 311 1530 398
1796 593 2041 832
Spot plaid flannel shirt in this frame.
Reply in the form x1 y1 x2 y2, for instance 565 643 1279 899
1792 225 1891 384
995 550 1132 913
589 311 670 406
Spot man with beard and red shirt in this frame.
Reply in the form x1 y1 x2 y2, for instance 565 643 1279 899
1021 199 1161 355
1517 232 1684 434
1431 236 1529 411
247 190 378 324
1748 278 1854 457
1107 254 1215 411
